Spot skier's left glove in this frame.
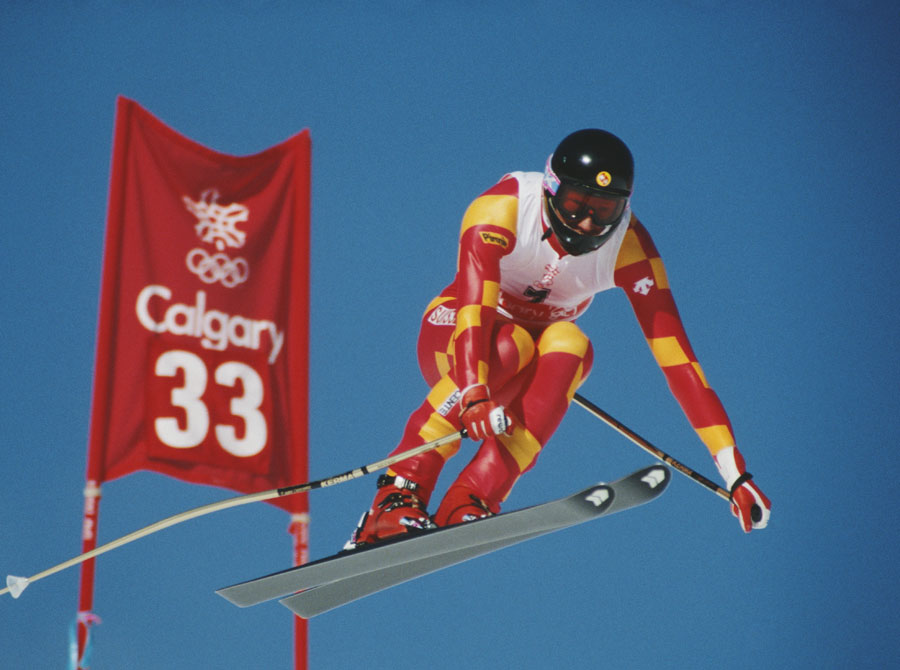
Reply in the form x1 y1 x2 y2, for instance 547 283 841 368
459 384 512 441
714 446 771 533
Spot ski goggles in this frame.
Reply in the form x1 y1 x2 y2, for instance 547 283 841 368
550 184 627 233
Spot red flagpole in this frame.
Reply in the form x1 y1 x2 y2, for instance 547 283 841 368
75 482 101 668
288 124 312 670
290 511 310 669
76 97 133 668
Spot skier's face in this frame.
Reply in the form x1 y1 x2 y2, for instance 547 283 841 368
550 185 626 238
570 215 610 235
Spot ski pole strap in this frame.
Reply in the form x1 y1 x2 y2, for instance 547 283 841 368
728 472 753 500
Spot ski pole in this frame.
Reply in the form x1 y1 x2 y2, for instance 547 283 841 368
2 430 464 600
572 393 730 502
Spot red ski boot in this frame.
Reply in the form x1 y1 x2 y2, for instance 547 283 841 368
344 475 435 550
433 485 499 527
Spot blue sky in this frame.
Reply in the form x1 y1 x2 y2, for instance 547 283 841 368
2 2 899 668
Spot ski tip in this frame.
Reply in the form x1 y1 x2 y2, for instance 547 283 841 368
6 575 29 599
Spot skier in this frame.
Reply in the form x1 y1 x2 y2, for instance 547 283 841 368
346 129 771 549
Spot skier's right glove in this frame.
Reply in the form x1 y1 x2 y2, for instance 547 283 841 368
714 446 771 533
459 384 511 441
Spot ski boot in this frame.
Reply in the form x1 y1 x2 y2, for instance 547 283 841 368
344 474 436 550
433 485 498 527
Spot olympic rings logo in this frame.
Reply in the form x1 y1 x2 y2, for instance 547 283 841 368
186 248 249 287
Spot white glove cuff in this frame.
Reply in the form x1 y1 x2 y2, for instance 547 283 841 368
713 446 742 490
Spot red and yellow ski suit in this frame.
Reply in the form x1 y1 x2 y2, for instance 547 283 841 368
387 171 736 512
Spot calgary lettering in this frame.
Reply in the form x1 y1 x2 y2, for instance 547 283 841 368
136 284 285 364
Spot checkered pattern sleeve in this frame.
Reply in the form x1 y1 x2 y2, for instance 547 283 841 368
451 177 519 391
613 216 736 456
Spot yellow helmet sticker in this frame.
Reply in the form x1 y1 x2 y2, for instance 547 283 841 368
596 171 612 187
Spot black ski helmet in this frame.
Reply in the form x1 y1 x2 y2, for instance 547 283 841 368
542 129 634 255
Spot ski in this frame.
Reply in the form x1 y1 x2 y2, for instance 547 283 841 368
216 465 669 610
279 464 670 617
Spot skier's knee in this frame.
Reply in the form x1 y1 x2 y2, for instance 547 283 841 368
537 321 590 360
509 323 536 371
491 322 536 382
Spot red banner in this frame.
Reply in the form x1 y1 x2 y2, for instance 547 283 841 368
86 97 310 512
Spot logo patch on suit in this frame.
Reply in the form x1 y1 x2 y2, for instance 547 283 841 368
426 304 456 326
633 277 655 295
480 231 509 248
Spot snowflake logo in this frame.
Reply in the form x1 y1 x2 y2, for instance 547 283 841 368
182 189 251 288
182 189 249 251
